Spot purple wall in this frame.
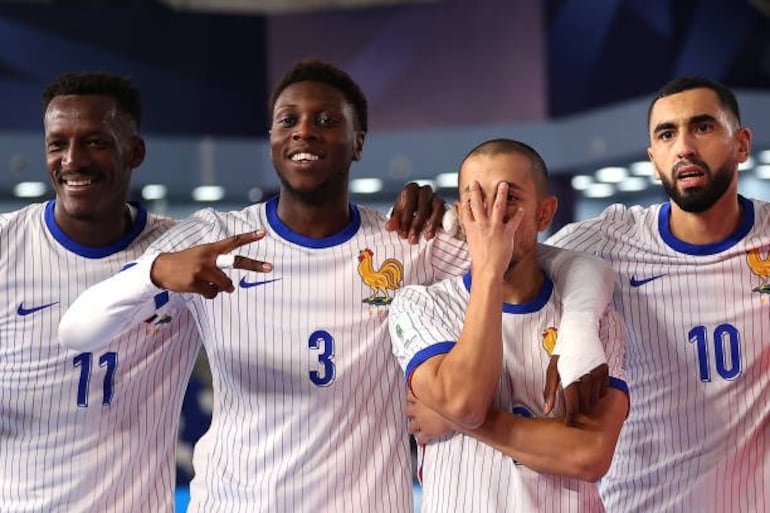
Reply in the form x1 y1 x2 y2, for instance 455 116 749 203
267 0 547 131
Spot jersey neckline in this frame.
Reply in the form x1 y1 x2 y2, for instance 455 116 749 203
44 200 148 259
462 271 553 313
658 195 754 255
265 195 361 248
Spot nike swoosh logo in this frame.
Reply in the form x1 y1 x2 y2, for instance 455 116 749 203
17 301 59 316
629 275 665 287
239 277 281 289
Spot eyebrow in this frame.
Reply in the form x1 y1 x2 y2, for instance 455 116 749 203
652 113 718 135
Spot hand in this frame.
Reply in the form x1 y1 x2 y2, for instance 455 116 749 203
406 390 455 445
151 230 272 299
543 356 609 426
385 182 446 244
461 181 524 278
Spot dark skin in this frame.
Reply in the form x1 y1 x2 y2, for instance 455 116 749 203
45 94 145 247
151 80 444 294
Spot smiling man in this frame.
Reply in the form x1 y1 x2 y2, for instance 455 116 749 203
548 76 770 512
0 72 202 512
58 60 472 513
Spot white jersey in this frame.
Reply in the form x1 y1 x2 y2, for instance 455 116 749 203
389 272 628 513
0 201 201 513
547 195 770 513
112 196 470 513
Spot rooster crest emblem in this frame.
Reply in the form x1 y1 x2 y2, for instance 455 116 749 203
747 248 770 295
357 248 404 306
542 327 558 356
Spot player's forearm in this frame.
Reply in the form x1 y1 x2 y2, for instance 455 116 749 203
539 245 613 385
411 271 504 429
465 390 627 481
59 255 163 351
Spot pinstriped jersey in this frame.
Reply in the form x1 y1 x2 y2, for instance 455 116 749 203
389 272 627 513
0 201 201 513
547 195 770 513
140 195 470 513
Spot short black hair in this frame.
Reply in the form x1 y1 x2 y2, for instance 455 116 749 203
647 76 740 128
42 72 142 128
269 59 368 132
460 138 550 196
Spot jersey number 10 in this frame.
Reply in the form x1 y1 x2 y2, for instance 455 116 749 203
688 323 742 382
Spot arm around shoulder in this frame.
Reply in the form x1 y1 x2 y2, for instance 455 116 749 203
58 254 166 352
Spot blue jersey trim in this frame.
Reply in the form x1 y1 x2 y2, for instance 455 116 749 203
405 341 456 383
608 376 629 394
45 200 148 259
658 195 754 255
265 195 361 248
462 271 553 313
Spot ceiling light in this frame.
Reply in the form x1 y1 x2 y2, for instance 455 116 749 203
141 184 167 200
616 177 650 192
13 181 46 198
350 178 383 194
757 150 770 164
595 166 628 183
583 183 615 198
435 172 458 188
571 175 593 191
755 165 770 179
738 157 755 171
192 185 225 202
630 161 655 176
248 187 263 202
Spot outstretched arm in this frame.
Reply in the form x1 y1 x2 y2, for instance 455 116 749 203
59 231 270 352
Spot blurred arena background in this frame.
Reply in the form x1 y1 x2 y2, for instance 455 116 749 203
1 0 769 511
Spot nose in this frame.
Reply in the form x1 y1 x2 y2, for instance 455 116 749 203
291 117 318 141
61 144 90 171
674 131 697 160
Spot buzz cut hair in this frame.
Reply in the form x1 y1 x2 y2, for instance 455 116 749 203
460 138 550 196
269 58 368 132
647 76 741 128
42 72 142 128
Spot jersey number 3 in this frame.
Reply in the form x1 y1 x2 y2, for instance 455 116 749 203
309 330 335 386
73 352 118 407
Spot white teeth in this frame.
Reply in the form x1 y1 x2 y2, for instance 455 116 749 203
64 178 93 186
291 152 319 162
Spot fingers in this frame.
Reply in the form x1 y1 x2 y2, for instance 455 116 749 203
390 183 419 238
386 183 444 243
210 230 266 254
419 195 445 241
543 355 560 415
232 255 272 273
563 384 580 427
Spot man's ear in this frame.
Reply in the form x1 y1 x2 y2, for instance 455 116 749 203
536 195 558 231
735 126 752 163
352 131 366 161
647 147 661 180
128 135 146 169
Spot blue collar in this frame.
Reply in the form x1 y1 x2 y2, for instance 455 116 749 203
658 195 753 255
45 200 148 259
265 195 361 248
462 271 553 314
